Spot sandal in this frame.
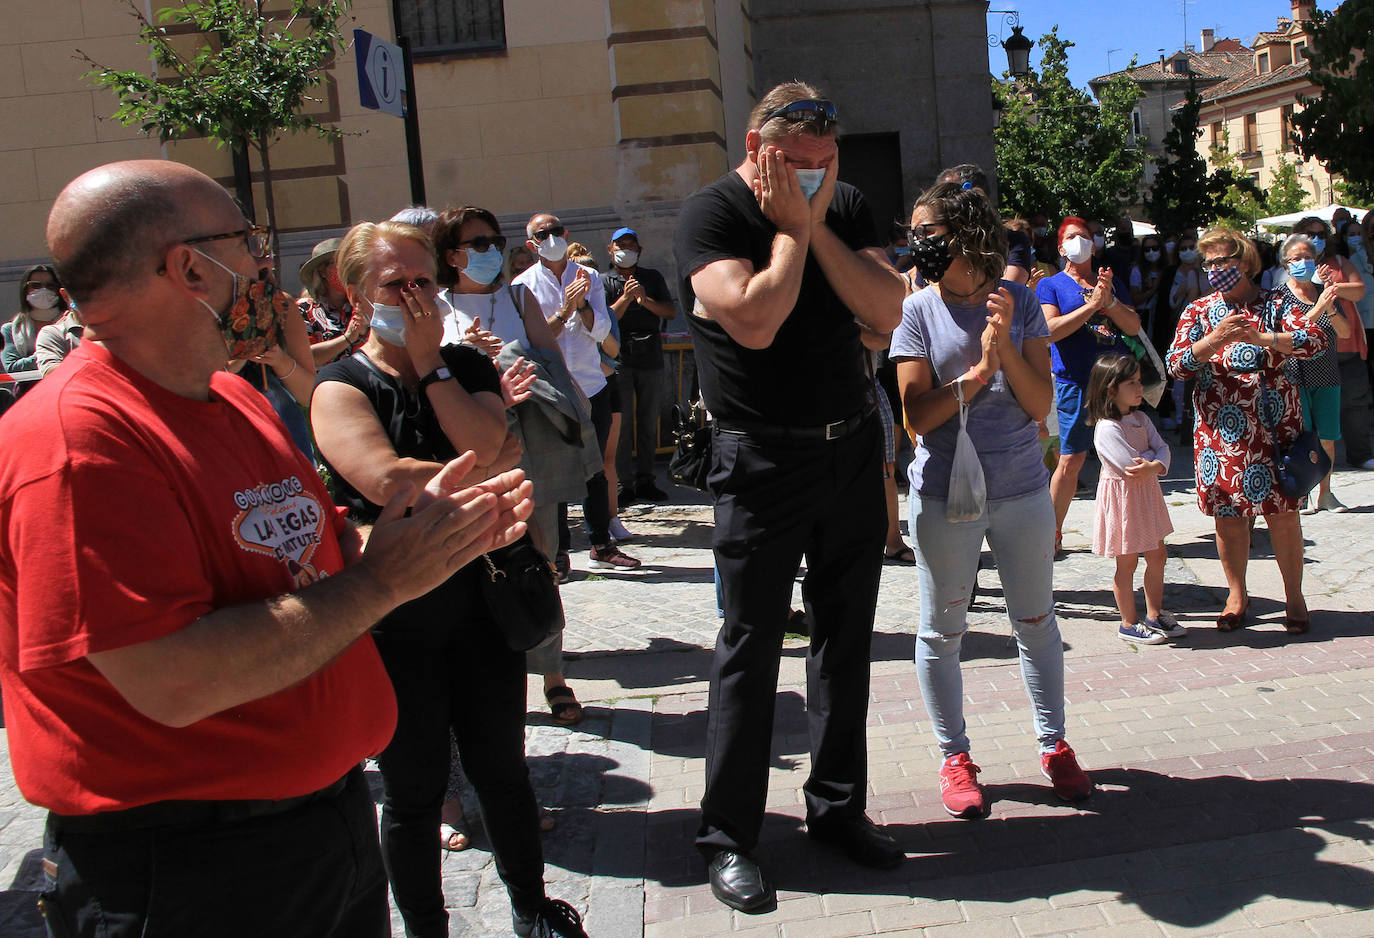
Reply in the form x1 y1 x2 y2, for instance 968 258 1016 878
440 800 470 852
1216 601 1249 632
884 545 916 564
544 685 584 725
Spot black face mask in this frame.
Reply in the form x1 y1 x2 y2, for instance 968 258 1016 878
910 234 954 283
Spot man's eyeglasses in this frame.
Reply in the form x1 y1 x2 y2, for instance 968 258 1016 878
1201 252 1241 271
762 99 838 128
184 226 272 259
531 224 566 242
459 235 507 252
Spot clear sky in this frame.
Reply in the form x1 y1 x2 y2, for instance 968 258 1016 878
985 0 1340 91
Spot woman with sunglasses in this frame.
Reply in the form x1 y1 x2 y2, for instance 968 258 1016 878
1166 228 1328 635
4 265 67 376
892 181 1091 819
432 205 587 725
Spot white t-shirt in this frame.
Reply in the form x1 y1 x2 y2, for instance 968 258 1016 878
440 285 530 348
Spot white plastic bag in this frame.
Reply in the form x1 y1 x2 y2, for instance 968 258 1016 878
947 380 986 522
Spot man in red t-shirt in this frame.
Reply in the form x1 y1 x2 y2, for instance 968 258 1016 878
0 160 533 938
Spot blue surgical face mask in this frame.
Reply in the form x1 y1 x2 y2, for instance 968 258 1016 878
1287 258 1317 282
1311 235 1326 254
368 299 408 346
461 245 505 285
794 168 826 201
1347 234 1363 250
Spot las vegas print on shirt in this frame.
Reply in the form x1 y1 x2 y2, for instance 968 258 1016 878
230 475 327 587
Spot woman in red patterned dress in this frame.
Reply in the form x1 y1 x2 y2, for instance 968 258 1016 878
1166 228 1329 634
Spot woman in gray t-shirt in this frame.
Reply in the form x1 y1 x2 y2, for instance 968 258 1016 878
890 181 1092 819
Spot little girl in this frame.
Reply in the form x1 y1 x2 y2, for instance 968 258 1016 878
1086 353 1184 644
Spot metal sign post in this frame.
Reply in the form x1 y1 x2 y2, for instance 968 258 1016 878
355 28 425 205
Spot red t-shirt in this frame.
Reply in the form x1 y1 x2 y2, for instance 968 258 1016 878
0 343 397 815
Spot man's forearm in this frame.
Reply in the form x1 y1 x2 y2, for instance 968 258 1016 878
809 226 904 332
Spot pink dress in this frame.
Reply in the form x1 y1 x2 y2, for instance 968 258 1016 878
1092 412 1174 557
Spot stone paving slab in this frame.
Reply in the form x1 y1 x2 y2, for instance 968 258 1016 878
1 460 1372 937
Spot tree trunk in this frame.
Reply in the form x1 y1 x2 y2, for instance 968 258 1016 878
257 131 281 276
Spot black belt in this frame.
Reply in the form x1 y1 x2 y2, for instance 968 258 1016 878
716 405 874 443
49 769 355 835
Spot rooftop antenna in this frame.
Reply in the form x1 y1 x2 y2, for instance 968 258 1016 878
1108 48 1122 72
1179 0 1196 50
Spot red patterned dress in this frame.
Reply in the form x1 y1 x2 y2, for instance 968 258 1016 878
1166 289 1329 517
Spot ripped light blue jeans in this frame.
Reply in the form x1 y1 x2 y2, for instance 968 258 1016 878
911 487 1066 758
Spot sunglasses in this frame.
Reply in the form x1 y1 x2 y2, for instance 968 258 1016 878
763 99 838 127
459 235 507 252
184 225 272 259
24 281 56 291
531 225 566 242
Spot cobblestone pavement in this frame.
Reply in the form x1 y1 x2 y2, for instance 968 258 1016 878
3 451 1373 937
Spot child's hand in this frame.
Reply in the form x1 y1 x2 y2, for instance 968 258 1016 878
1124 457 1160 479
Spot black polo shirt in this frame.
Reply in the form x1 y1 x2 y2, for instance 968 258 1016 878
673 172 880 426
603 264 673 369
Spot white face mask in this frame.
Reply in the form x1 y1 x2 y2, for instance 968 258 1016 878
1179 248 1199 264
1165 241 1176 253
1062 236 1093 264
536 234 568 262
1144 249 1161 262
26 288 60 316
1092 234 1106 251
612 249 639 268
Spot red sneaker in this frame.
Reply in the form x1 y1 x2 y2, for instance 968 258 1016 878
938 753 987 819
1040 740 1092 802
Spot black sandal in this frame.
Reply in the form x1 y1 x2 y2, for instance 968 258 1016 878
544 685 584 725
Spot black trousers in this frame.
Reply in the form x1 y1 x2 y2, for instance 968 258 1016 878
39 767 388 938
559 383 614 549
372 589 544 938
1338 350 1373 465
616 364 665 485
696 419 886 856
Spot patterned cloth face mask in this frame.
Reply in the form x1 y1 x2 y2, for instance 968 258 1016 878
194 249 285 360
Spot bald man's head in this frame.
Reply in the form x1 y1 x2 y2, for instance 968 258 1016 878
47 160 234 305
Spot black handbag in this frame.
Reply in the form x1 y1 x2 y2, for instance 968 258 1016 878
478 535 564 652
668 399 712 491
1258 374 1331 500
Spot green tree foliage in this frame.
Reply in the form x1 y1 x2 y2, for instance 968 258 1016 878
1266 151 1309 215
1335 179 1374 207
1292 0 1374 194
1143 86 1218 235
993 28 1144 223
1208 135 1268 231
82 0 352 264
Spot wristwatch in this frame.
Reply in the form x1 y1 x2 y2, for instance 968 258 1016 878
417 366 453 393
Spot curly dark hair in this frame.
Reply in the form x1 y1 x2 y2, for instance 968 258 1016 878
912 181 1008 287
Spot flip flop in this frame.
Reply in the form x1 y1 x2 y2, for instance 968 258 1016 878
544 685 584 725
884 546 916 564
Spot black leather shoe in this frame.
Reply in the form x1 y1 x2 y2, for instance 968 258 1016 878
706 850 775 913
808 814 904 869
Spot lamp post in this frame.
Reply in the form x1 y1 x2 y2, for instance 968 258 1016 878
988 11 1034 78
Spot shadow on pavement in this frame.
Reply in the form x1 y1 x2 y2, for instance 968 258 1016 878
639 769 1374 929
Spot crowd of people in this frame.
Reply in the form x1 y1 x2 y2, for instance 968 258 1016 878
2 76 1373 937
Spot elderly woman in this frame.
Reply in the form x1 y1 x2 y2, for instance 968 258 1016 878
1036 217 1142 553
1274 234 1352 513
1166 228 1329 635
297 237 365 366
310 221 585 938
893 181 1090 820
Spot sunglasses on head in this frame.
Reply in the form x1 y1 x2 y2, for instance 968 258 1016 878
531 225 566 242
459 235 507 252
763 99 838 127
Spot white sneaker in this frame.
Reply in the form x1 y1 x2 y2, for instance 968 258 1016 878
1317 492 1349 513
607 516 633 541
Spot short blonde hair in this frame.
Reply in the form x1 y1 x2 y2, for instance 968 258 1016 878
1198 227 1260 278
336 221 434 291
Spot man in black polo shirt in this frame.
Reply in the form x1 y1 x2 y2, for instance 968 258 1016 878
673 81 906 912
604 226 677 502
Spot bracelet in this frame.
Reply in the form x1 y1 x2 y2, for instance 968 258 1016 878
966 368 988 386
280 360 297 380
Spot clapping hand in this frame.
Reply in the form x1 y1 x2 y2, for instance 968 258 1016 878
464 317 505 358
500 356 537 408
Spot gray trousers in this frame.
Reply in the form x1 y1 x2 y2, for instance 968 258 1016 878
525 499 564 676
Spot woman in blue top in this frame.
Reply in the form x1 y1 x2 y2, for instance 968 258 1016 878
891 182 1092 821
1036 217 1142 553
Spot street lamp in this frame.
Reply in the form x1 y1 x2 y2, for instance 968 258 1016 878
992 90 1005 129
988 11 1034 78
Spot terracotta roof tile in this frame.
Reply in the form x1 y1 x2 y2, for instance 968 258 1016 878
1199 60 1311 103
1088 47 1252 86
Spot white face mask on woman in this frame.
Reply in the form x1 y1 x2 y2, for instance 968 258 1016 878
1062 236 1093 265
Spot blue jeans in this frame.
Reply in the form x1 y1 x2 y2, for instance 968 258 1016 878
910 488 1066 758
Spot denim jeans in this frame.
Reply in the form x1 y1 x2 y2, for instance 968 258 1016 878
910 487 1066 758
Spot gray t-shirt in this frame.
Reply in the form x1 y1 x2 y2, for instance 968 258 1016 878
890 282 1051 502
